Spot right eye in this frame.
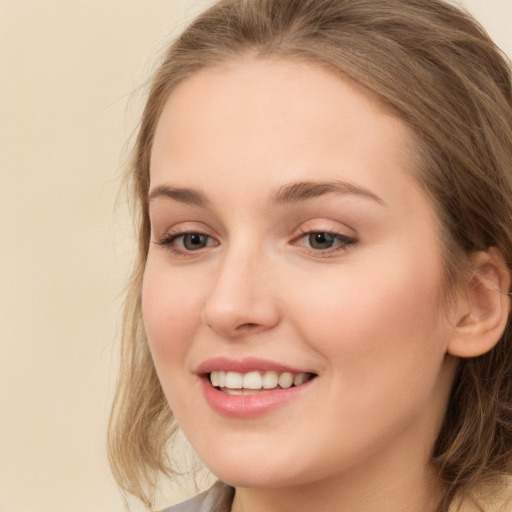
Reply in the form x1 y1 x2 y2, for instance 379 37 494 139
156 232 219 254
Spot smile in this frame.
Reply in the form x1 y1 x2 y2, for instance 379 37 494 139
209 370 314 394
196 357 318 417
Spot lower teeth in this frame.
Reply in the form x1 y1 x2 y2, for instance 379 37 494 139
218 385 292 395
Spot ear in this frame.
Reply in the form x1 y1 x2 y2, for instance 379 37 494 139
448 248 511 358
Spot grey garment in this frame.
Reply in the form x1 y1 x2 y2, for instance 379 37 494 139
161 481 234 512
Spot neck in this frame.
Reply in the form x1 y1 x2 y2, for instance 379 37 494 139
232 466 443 512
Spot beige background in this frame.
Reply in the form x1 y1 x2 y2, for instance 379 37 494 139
0 1 510 511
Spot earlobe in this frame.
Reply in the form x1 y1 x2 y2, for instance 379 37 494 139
448 248 511 358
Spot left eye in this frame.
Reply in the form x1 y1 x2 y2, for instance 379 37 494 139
299 231 356 251
307 232 337 249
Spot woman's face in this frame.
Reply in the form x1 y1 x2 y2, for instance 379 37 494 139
143 58 458 490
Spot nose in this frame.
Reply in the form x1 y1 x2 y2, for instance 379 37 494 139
201 246 280 338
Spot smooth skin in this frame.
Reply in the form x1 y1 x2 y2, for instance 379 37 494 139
142 58 510 512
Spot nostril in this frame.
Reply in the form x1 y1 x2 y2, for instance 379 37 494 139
202 285 280 336
237 323 259 329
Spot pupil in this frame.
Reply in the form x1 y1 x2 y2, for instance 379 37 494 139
310 232 334 249
184 233 206 250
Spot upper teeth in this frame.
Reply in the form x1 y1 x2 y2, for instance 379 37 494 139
209 370 309 390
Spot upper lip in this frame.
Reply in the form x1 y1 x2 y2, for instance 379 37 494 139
196 356 315 375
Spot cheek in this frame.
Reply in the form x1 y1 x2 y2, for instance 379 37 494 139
283 254 454 453
287 252 449 389
141 257 204 370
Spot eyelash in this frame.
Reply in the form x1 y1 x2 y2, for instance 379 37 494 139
292 229 358 257
154 231 218 256
154 229 358 257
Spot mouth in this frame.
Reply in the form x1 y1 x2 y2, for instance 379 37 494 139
208 370 316 395
197 357 318 417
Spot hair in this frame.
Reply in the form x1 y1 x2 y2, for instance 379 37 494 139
108 0 512 510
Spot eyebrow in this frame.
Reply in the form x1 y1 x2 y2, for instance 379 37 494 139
268 180 385 206
148 179 385 208
148 184 211 207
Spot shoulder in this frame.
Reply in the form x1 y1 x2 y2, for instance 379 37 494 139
161 481 234 512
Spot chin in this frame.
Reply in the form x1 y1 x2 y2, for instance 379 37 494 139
202 452 316 490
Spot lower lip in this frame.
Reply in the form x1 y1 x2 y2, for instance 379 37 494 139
201 377 315 418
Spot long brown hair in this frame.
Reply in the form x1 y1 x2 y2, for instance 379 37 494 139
108 1 512 509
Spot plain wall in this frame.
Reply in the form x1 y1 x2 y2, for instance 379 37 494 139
0 1 510 511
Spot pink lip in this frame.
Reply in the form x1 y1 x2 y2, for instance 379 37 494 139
200 377 315 418
196 357 317 418
196 356 311 375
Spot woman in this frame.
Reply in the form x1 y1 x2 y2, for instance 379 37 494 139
108 1 512 511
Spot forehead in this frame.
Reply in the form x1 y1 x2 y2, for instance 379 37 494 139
150 57 420 210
